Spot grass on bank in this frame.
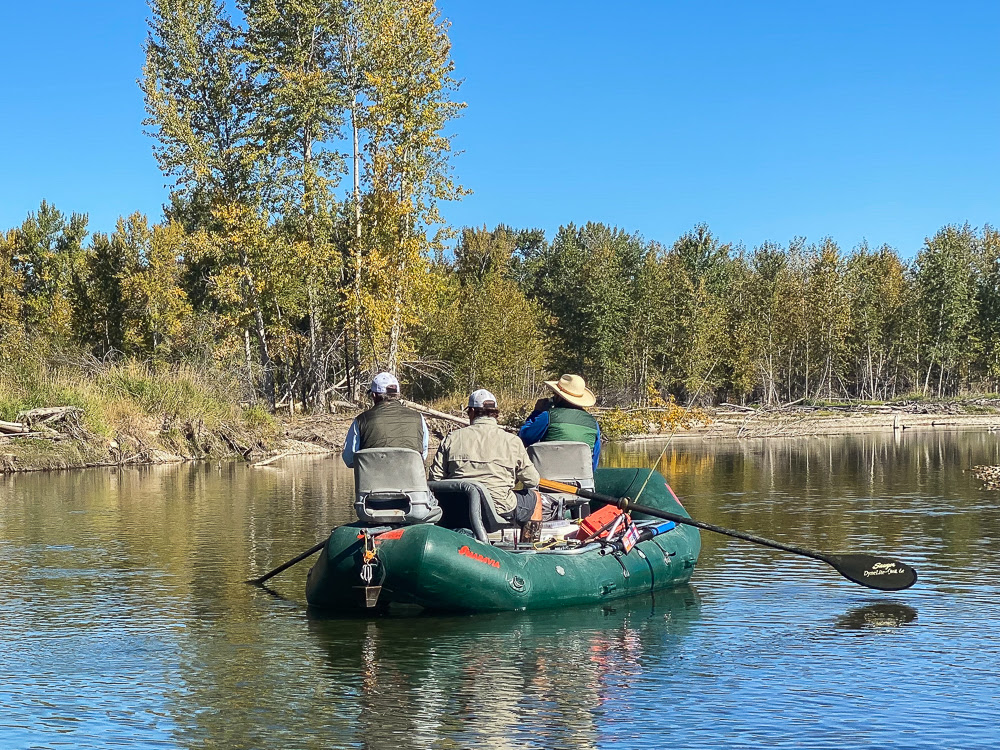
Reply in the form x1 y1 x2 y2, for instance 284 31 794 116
0 353 278 465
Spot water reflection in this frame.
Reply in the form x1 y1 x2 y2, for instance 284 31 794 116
834 602 919 630
604 429 1000 588
4 430 1000 748
307 587 702 750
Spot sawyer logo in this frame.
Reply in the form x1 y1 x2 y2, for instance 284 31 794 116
864 562 905 577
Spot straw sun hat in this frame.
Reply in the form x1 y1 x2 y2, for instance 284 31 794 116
544 374 596 408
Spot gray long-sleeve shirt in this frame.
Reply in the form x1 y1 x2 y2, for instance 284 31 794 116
428 416 540 515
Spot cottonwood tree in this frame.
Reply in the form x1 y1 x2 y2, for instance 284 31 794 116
914 224 978 397
846 243 907 400
241 0 346 408
974 225 1000 388
9 201 88 346
672 225 733 401
444 226 545 394
0 230 26 358
805 238 850 400
76 214 192 359
143 0 282 404
351 0 466 375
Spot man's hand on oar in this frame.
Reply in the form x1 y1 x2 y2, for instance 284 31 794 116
539 478 918 592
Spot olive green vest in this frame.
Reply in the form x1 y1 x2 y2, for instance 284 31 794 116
356 400 424 454
546 406 598 450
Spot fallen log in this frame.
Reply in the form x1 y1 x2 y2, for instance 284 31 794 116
719 402 758 412
0 419 29 434
17 406 83 425
401 400 469 426
252 450 294 468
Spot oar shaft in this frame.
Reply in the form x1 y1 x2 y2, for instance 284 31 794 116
540 478 917 591
540 478 827 563
246 539 327 586
619 498 827 563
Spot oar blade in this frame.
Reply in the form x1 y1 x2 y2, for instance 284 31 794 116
826 554 918 591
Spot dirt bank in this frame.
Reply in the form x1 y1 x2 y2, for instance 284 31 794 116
5 400 1000 473
0 407 286 474
0 405 461 473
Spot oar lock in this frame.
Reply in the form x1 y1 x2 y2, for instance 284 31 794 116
357 532 384 607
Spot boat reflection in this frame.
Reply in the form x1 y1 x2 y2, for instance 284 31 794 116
834 602 918 630
307 586 702 749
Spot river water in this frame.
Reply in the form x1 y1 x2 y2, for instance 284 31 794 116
2 429 999 749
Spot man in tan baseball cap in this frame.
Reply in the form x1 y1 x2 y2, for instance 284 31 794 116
519 374 601 470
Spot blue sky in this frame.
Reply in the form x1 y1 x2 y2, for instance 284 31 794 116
1 1 997 256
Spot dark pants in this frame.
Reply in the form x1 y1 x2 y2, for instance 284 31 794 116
502 490 562 524
501 489 540 525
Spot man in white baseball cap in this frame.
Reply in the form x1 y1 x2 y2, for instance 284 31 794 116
429 388 544 542
342 371 429 467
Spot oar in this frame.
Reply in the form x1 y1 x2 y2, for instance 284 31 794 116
539 478 918 591
245 539 327 586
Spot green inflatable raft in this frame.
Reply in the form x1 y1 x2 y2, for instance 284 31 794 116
306 467 700 613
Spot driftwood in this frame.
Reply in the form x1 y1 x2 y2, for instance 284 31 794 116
720 402 758 413
17 406 82 425
401 400 470 426
0 432 61 441
400 400 521 435
252 450 294 468
0 419 29 434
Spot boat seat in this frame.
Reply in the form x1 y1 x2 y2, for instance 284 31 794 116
354 448 442 525
428 479 516 543
527 441 595 518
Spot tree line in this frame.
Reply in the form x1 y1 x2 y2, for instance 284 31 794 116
3 0 997 409
4 200 999 408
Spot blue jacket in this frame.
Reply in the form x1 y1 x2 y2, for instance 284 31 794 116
519 408 601 471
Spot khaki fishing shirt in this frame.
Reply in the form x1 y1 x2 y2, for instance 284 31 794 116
428 416 540 515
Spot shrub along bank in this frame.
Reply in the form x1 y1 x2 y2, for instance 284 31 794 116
0 354 280 472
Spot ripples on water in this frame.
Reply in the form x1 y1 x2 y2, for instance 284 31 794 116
2 430 1000 748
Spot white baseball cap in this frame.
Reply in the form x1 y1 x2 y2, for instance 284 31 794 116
468 389 498 409
370 371 400 394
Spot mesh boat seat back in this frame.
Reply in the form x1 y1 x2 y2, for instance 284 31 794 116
354 448 442 525
427 479 513 543
527 441 595 518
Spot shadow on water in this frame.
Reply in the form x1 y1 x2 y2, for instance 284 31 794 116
834 602 918 630
305 586 703 749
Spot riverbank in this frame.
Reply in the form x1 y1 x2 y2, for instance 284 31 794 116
5 393 1000 473
626 401 1000 441
0 357 284 473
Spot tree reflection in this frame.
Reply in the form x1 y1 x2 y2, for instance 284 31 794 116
603 430 1000 575
306 587 702 749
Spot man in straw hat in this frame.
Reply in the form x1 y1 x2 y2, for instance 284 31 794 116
342 371 428 468
519 374 601 470
429 389 545 542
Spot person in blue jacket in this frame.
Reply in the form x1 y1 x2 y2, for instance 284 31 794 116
519 374 601 470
